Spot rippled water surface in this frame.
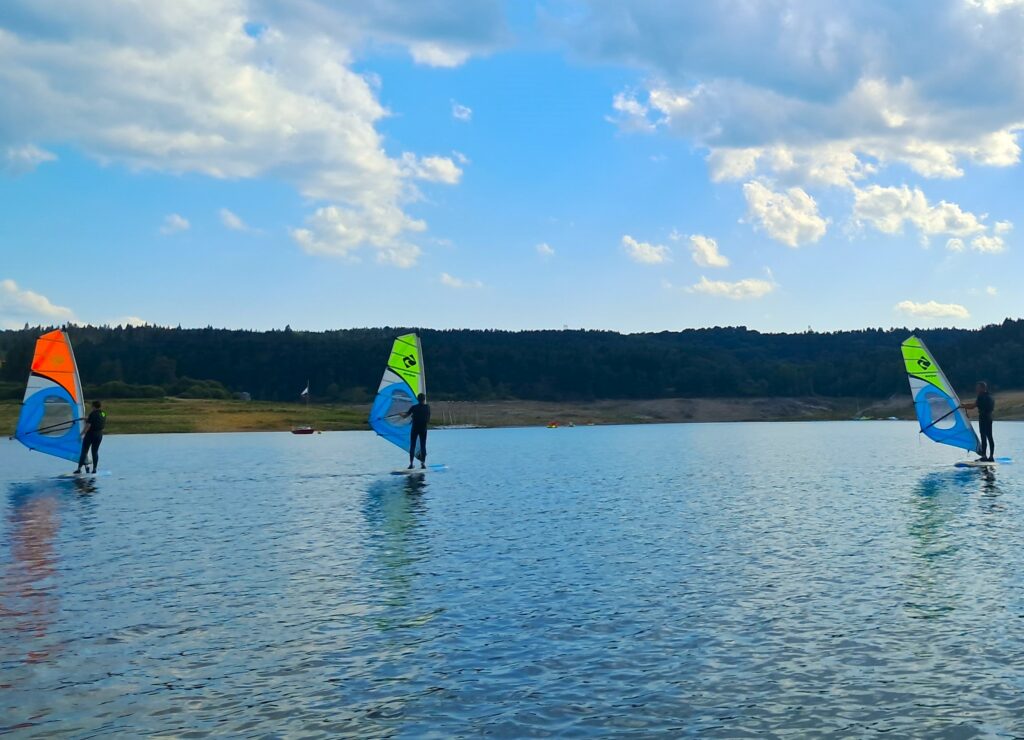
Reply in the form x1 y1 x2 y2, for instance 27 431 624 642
3 422 1024 737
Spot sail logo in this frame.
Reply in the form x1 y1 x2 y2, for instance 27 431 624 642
917 358 931 370
402 355 417 369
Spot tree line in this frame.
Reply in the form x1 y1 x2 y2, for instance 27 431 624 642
0 321 1021 402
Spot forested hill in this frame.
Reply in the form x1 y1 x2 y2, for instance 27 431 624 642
1 322 1022 402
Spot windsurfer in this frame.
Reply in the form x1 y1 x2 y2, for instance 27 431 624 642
961 382 995 462
75 401 106 474
401 393 430 469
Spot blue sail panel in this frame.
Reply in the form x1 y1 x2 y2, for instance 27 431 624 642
912 380 979 453
15 380 84 462
369 374 416 454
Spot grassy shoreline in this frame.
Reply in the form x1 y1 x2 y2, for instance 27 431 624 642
4 393 1024 435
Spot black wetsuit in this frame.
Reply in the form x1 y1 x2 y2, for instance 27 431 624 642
78 409 106 470
977 392 995 459
408 403 430 461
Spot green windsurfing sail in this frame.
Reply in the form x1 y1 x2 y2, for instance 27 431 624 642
369 334 425 454
901 335 979 453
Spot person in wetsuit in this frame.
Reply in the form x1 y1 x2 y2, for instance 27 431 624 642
962 381 995 462
401 393 430 469
75 400 106 474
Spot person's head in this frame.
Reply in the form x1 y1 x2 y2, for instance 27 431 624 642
418 393 426 403
977 381 988 394
92 400 102 409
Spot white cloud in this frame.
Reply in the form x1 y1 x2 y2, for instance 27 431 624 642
986 285 999 296
0 278 77 328
0 1 495 268
219 208 249 232
452 101 473 122
292 204 424 267
971 234 1007 253
690 275 775 300
946 238 965 252
995 220 1014 234
2 144 56 175
576 3 1024 188
743 181 827 247
440 272 483 289
400 153 463 184
609 91 656 132
111 315 148 327
536 242 555 259
895 300 970 319
160 213 190 235
622 234 671 264
688 234 729 268
853 185 986 239
968 0 1024 13
409 42 472 68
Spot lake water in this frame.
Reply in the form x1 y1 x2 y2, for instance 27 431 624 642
2 421 1024 737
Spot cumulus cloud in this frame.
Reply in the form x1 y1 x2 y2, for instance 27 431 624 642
2 144 56 175
452 101 473 121
622 234 671 264
986 285 999 296
400 153 463 184
0 278 77 328
251 1 507 67
111 315 148 327
0 1 496 268
688 234 729 267
440 272 484 289
853 185 986 239
609 91 657 132
970 234 1007 253
292 204 425 267
895 300 970 319
946 238 965 252
160 214 190 235
572 2 1024 187
219 208 250 232
994 220 1014 234
690 275 776 300
409 43 471 67
743 181 827 247
536 242 555 259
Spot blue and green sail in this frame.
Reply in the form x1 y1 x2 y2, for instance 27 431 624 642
369 333 425 456
901 335 979 454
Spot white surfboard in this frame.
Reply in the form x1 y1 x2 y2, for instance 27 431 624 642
391 464 447 476
955 457 1012 468
56 470 112 479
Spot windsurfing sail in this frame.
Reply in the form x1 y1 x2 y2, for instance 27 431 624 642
369 333 424 455
14 330 87 462
901 335 979 454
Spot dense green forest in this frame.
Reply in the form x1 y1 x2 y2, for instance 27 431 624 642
1 322 1022 402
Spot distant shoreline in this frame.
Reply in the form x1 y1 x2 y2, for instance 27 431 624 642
4 394 1022 435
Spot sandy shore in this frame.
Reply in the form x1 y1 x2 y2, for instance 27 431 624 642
4 392 1022 434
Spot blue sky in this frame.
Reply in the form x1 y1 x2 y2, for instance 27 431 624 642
1 0 1023 332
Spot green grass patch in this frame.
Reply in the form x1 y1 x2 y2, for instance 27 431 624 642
0 398 369 435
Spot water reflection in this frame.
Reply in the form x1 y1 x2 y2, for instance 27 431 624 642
361 476 432 629
904 473 970 619
2 484 62 664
